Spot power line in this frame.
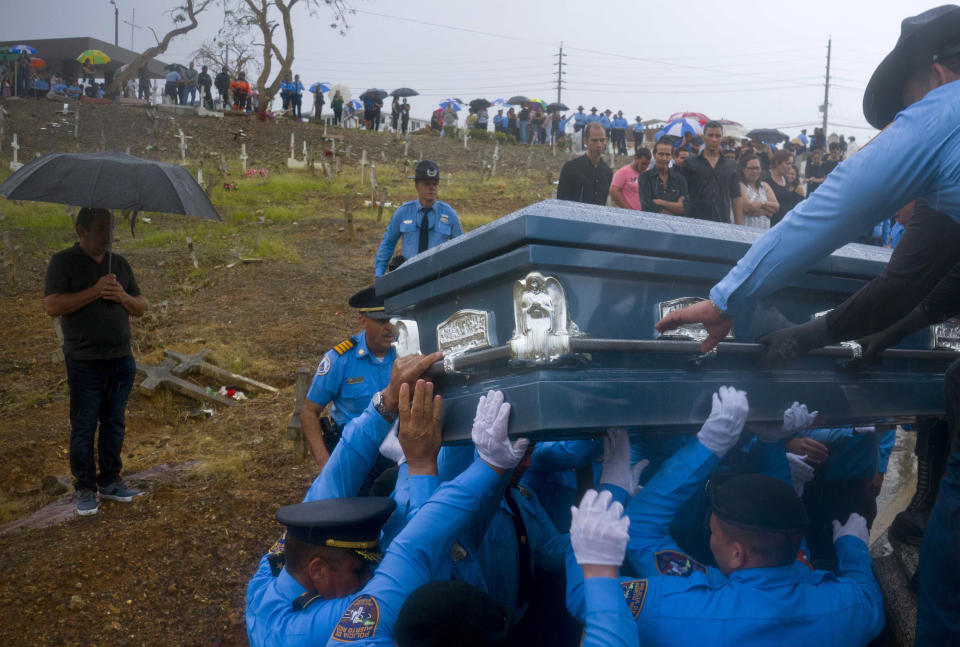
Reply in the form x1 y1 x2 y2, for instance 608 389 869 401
352 8 555 46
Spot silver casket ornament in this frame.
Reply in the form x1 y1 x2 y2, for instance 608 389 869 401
934 318 960 351
390 318 421 357
436 309 497 371
508 271 582 363
657 297 735 343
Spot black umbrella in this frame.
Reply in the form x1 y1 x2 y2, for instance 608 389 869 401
0 151 220 270
507 95 529 105
469 98 491 111
746 128 790 144
547 102 569 112
165 62 188 74
390 87 418 97
360 88 388 101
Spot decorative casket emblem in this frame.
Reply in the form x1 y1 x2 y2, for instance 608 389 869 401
390 318 421 357
437 310 496 371
934 318 960 351
657 297 735 343
509 271 581 363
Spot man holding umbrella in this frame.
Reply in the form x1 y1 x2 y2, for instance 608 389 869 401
44 208 148 516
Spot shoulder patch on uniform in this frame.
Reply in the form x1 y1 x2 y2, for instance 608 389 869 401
267 532 286 577
333 338 356 356
316 355 332 376
620 579 647 618
331 595 380 642
292 591 323 611
796 548 815 571
655 550 707 577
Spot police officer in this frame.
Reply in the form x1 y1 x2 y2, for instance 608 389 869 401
374 160 463 277
245 381 529 647
612 111 628 156
573 105 587 134
564 387 885 646
300 286 397 471
632 116 644 155
655 8 960 642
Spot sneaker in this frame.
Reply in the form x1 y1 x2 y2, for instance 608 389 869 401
98 480 145 503
76 489 99 516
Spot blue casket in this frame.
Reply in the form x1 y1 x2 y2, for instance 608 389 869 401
376 200 957 442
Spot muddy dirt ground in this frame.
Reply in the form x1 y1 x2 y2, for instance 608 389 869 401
0 98 573 646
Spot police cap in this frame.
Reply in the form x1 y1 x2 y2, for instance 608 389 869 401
408 159 446 181
276 497 397 562
349 285 392 320
710 473 808 534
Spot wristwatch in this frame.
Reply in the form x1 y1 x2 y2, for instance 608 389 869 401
372 390 397 423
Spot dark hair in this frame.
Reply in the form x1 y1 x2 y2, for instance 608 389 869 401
654 139 674 154
283 536 352 574
703 120 723 133
395 581 510 647
674 145 692 156
738 154 763 187
715 517 801 567
76 207 110 230
773 149 794 165
635 147 652 160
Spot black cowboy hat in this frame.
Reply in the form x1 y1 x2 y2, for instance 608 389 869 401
863 5 960 129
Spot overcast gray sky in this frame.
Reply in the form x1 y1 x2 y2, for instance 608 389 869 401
1 0 941 138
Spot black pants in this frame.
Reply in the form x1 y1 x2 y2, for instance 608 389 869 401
333 106 342 125
291 94 302 118
827 203 960 341
66 355 136 491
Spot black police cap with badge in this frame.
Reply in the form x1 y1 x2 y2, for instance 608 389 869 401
405 159 448 181
277 496 397 565
709 473 808 534
348 285 392 321
863 4 960 129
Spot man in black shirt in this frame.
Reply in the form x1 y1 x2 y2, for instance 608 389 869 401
639 139 689 215
556 122 613 205
678 121 742 223
44 208 148 516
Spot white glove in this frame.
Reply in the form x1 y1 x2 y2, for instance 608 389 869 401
471 390 528 470
786 452 814 496
832 513 869 546
570 489 630 566
599 429 649 495
379 422 405 464
696 386 749 457
753 402 819 442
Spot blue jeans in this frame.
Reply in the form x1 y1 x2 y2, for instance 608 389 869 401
916 358 960 645
65 355 136 491
518 120 528 143
187 85 197 105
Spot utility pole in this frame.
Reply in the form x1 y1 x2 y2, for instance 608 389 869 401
123 8 142 50
820 37 831 149
553 42 566 106
111 0 119 47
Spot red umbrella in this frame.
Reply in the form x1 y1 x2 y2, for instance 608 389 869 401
668 111 710 125
29 57 46 69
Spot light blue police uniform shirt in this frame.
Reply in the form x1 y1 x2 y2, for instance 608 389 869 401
245 459 502 647
374 200 463 276
632 122 644 133
585 113 601 124
600 115 612 129
613 117 628 129
712 79 960 317
305 330 395 428
800 427 896 481
564 439 884 647
574 112 587 126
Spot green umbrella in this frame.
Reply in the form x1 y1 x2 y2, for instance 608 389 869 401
77 49 111 65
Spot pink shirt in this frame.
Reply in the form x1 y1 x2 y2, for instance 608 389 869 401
611 164 643 210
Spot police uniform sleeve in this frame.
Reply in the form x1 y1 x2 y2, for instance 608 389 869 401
523 487 570 573
303 401 392 502
324 458 503 646
710 99 960 316
529 439 603 472
834 534 885 642
582 577 640 647
877 429 896 473
625 440 718 577
374 209 404 277
448 209 463 238
305 349 341 407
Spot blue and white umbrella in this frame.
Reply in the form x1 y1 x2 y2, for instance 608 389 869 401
347 98 363 110
309 82 331 93
657 117 703 140
491 98 506 106
11 44 38 55
440 99 462 111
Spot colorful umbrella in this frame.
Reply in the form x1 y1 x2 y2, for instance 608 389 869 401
657 117 703 140
11 44 38 55
490 98 506 106
390 87 418 97
440 99 462 111
347 98 363 110
527 98 547 108
29 57 46 69
77 49 111 65
309 82 332 93
668 111 710 124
